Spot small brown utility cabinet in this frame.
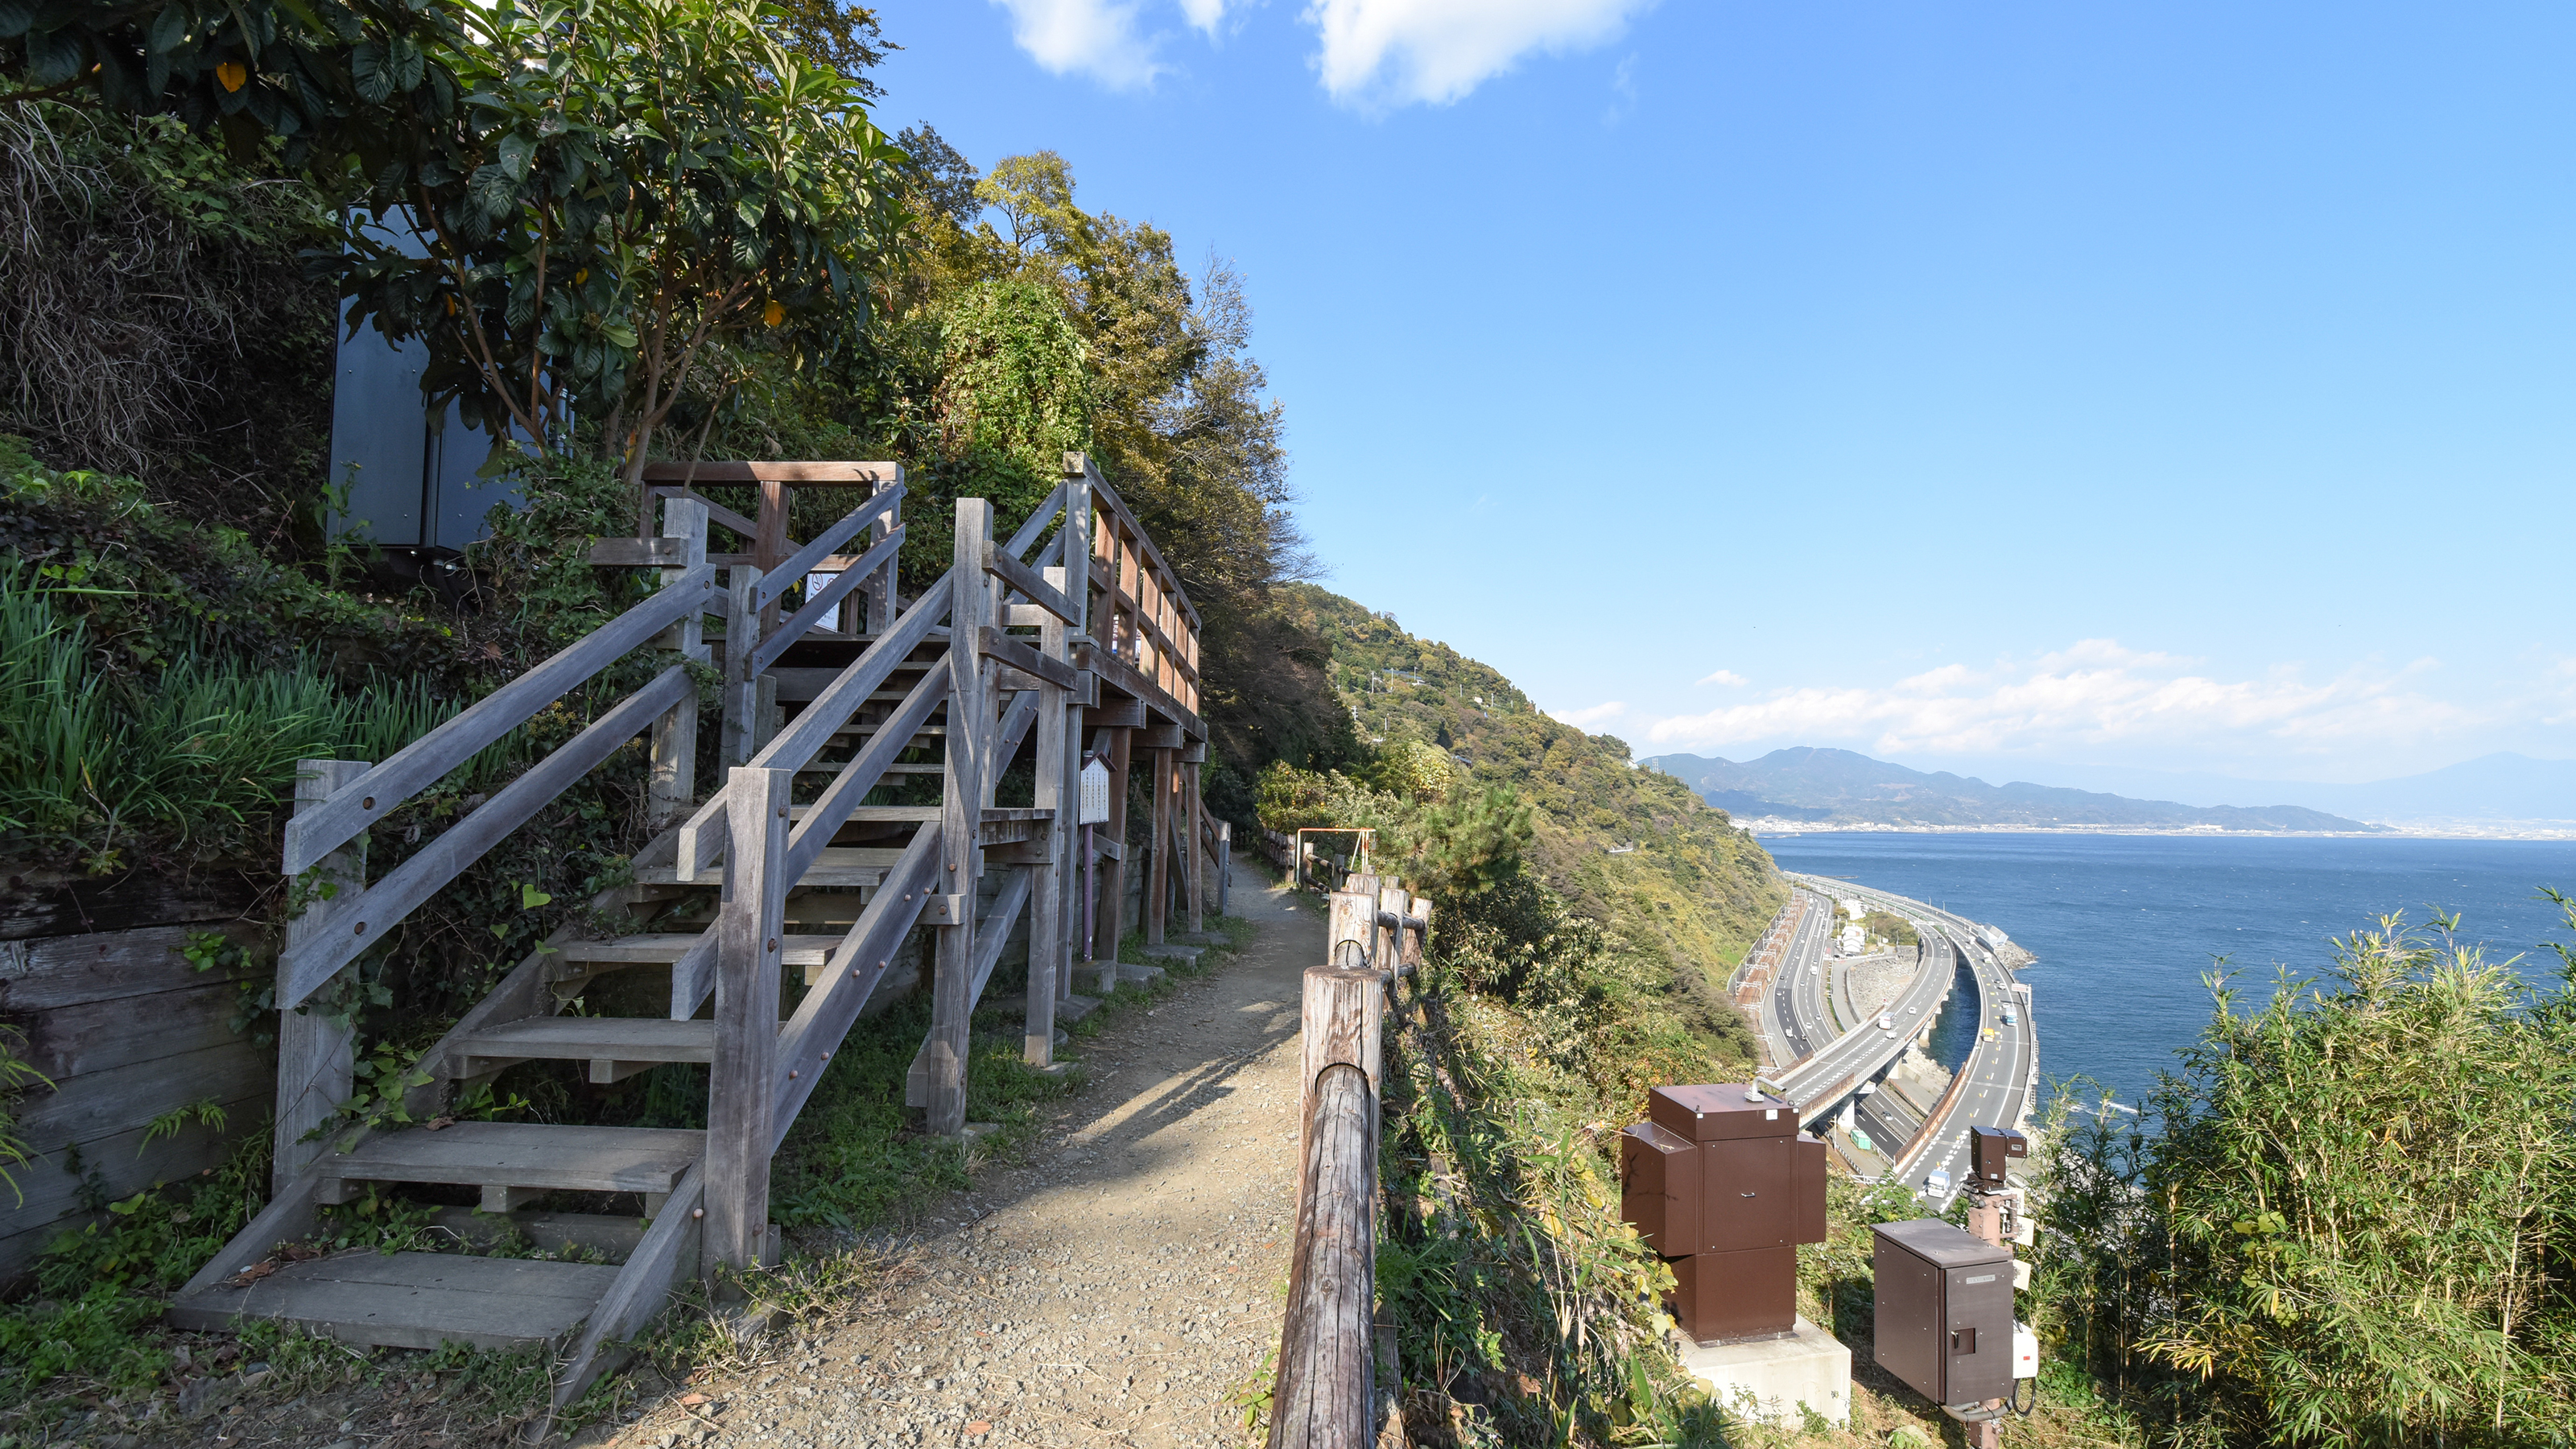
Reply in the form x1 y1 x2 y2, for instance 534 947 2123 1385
1621 1083 1827 1344
1968 1125 2026 1187
1871 1219 2016 1407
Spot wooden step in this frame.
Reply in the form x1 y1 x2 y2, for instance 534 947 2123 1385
320 1122 701 1201
168 1249 621 1351
555 934 848 967
450 1016 718 1084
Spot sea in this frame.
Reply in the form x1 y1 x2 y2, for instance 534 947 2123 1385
1756 832 2576 1113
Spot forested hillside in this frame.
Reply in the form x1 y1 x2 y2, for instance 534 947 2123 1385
1260 582 1782 1081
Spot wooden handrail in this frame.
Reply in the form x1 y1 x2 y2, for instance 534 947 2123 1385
745 526 906 675
276 665 696 1007
768 822 945 1150
283 564 716 875
753 485 905 612
676 574 954 881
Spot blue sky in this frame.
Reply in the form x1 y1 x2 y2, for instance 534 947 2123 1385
874 1 2576 791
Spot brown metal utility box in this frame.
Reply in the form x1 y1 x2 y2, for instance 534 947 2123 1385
1620 1121 1699 1257
1969 1125 2027 1187
1872 1220 2016 1407
1669 1245 1797 1344
1628 1085 1831 1344
1649 1083 1795 1143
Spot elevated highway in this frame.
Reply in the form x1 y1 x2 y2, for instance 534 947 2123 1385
1781 873 2040 1204
1768 928 1953 1129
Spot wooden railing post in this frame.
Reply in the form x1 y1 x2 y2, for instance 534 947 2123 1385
706 766 792 1282
927 499 993 1137
649 496 709 829
723 563 764 767
865 467 902 636
275 759 368 1195
1274 963 1384 1449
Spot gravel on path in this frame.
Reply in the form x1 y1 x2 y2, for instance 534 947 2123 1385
587 877 1324 1449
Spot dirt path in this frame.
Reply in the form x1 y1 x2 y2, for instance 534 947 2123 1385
591 877 1323 1449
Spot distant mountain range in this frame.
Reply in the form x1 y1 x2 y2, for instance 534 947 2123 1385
2027 753 2576 828
1641 748 2381 833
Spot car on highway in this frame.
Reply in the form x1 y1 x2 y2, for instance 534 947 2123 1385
1925 1169 1952 1195
1908 1006 1919 1014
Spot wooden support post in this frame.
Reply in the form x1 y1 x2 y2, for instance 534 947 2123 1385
755 477 789 636
705 766 792 1282
1186 760 1206 935
1056 475 1092 1008
1148 747 1173 946
927 500 993 1137
1092 726 1131 991
275 759 368 1195
723 564 763 767
649 497 708 829
1025 561 1071 1067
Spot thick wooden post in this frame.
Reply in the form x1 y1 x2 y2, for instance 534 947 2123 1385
1025 559 1071 1066
649 497 709 829
706 766 791 1280
927 499 993 1136
275 759 368 1195
1274 963 1383 1449
722 564 763 767
1148 747 1173 945
754 476 789 635
1326 889 1374 969
1186 761 1206 934
1056 476 1092 1008
1092 726 1131 990
865 469 901 636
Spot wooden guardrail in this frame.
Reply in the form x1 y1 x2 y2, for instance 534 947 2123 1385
1272 878 1430 1449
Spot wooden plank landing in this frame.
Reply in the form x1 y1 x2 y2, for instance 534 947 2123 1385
169 1250 622 1350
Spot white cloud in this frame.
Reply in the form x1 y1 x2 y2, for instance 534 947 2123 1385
1307 0 1657 107
1176 0 1227 33
992 0 1165 89
1642 641 2498 762
1697 669 1748 687
1550 700 1628 729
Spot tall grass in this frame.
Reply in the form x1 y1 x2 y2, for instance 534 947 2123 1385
0 565 521 865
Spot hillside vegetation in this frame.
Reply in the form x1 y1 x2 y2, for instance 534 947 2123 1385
1262 583 1781 1075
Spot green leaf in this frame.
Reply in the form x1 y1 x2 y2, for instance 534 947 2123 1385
519 882 552 910
467 160 518 218
496 129 535 180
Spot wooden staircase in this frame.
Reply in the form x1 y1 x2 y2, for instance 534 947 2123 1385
164 454 1228 1411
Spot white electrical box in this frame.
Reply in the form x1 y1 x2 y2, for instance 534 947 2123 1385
1079 758 1112 824
2012 1322 2039 1379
